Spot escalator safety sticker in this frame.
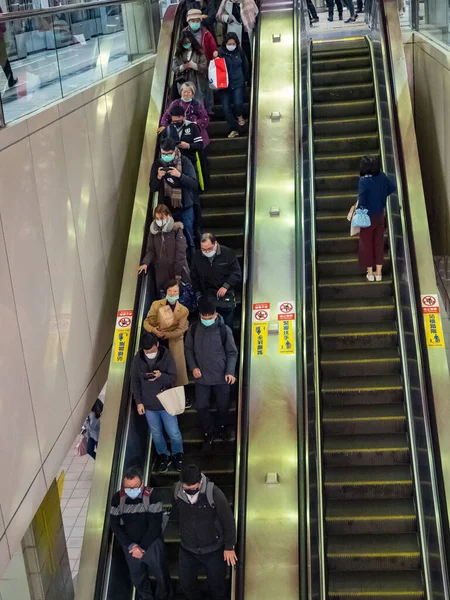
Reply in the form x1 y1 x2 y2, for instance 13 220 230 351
252 303 270 322
253 322 268 356
421 296 445 348
114 310 133 363
279 319 295 355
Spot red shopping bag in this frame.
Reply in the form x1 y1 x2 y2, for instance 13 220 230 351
208 57 229 90
76 435 88 457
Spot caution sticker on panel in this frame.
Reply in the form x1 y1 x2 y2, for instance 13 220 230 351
421 295 445 348
114 310 133 363
253 322 268 356
279 319 295 354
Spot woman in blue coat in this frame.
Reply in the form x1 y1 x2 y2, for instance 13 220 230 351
215 32 249 138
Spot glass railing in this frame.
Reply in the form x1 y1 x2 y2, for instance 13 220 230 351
400 0 450 50
0 0 157 127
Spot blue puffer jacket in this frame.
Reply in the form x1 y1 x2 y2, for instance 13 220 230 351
218 46 249 91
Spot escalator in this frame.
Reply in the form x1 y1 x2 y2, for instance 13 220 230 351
76 2 255 598
309 37 425 599
151 94 248 596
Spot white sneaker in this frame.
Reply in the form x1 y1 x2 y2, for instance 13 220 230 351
228 130 239 138
366 273 375 282
375 274 382 282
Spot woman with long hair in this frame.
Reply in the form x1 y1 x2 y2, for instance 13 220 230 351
172 30 208 104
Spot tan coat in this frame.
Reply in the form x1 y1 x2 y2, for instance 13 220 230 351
143 299 189 386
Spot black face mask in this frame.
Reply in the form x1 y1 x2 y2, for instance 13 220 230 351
184 487 200 496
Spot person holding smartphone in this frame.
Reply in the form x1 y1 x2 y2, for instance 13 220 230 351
130 333 184 473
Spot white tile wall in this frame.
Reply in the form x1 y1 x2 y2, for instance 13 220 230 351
0 59 155 573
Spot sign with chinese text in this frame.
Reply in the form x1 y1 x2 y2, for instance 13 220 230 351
113 310 133 363
421 295 445 348
252 322 268 356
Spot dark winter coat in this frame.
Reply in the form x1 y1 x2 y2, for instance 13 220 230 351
141 218 190 293
218 45 249 90
130 346 177 411
149 154 198 212
161 120 204 167
171 475 236 554
185 315 238 384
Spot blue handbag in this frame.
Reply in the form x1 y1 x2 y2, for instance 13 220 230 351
352 207 371 229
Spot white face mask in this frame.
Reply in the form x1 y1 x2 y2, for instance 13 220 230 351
145 351 158 359
155 219 167 227
226 44 237 52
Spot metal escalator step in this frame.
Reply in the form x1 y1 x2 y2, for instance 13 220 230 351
208 153 247 172
209 120 231 136
325 465 413 499
328 570 424 599
313 83 374 103
323 432 409 466
209 170 246 190
314 149 377 171
315 172 359 191
319 274 393 300
150 455 235 487
201 207 245 229
182 426 236 445
312 38 368 54
314 133 379 154
208 136 249 155
326 533 421 571
312 68 373 87
212 103 249 120
322 374 403 405
201 190 246 207
325 498 416 534
313 99 375 119
316 192 357 211
319 297 395 324
321 347 400 376
312 55 371 73
320 322 398 351
323 402 405 434
208 228 244 250
317 251 390 276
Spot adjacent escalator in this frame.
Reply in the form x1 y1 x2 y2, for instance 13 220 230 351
151 95 248 597
311 38 424 599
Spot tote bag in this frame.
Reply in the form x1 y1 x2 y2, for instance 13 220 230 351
352 207 371 229
157 386 186 416
208 57 229 90
76 435 88 457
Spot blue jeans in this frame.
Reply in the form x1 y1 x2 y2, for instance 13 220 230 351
219 86 245 132
173 206 194 249
145 410 183 456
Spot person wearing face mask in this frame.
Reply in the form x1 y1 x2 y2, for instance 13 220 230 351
149 138 198 252
160 105 204 168
190 232 242 328
143 279 189 387
185 298 238 451
213 32 249 138
216 0 258 59
160 81 210 147
184 8 217 114
131 333 184 473
138 204 190 297
110 465 172 600
186 0 217 36
171 31 208 105
171 464 237 600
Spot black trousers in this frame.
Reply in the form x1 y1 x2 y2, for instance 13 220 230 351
357 0 363 11
325 0 343 17
179 546 228 600
307 0 318 18
217 304 235 329
123 537 173 600
195 383 231 436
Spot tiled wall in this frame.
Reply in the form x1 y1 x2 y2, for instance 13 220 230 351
0 54 156 576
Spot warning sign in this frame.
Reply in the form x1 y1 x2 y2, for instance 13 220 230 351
252 303 270 322
278 301 295 314
253 322 268 356
421 295 439 314
114 310 133 363
279 319 295 354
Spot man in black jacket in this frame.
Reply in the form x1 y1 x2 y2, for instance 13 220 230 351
190 232 242 328
171 464 237 600
131 333 184 473
110 465 172 600
149 138 198 250
161 105 204 168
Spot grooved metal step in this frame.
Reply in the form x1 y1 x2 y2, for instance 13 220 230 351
325 498 415 534
323 402 406 434
323 433 409 466
319 297 395 324
324 465 413 499
328 570 424 599
322 374 403 405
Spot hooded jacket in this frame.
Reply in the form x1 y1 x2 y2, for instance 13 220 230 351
130 346 177 411
141 218 190 292
149 154 198 212
171 474 236 554
185 314 238 384
161 120 204 166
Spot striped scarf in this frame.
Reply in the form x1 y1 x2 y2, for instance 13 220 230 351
163 149 183 209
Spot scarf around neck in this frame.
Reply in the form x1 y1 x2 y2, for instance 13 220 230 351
163 148 183 209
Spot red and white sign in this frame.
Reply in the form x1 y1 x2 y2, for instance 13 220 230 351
116 309 133 329
252 303 270 322
421 295 440 314
277 301 295 321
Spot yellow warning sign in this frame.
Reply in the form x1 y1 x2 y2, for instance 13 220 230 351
279 318 295 354
424 312 445 348
114 328 131 363
253 322 268 356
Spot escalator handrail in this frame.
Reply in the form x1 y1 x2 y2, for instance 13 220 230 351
75 5 186 598
369 1 450 595
232 19 260 600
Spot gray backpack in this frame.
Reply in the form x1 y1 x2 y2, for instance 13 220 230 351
174 480 216 508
